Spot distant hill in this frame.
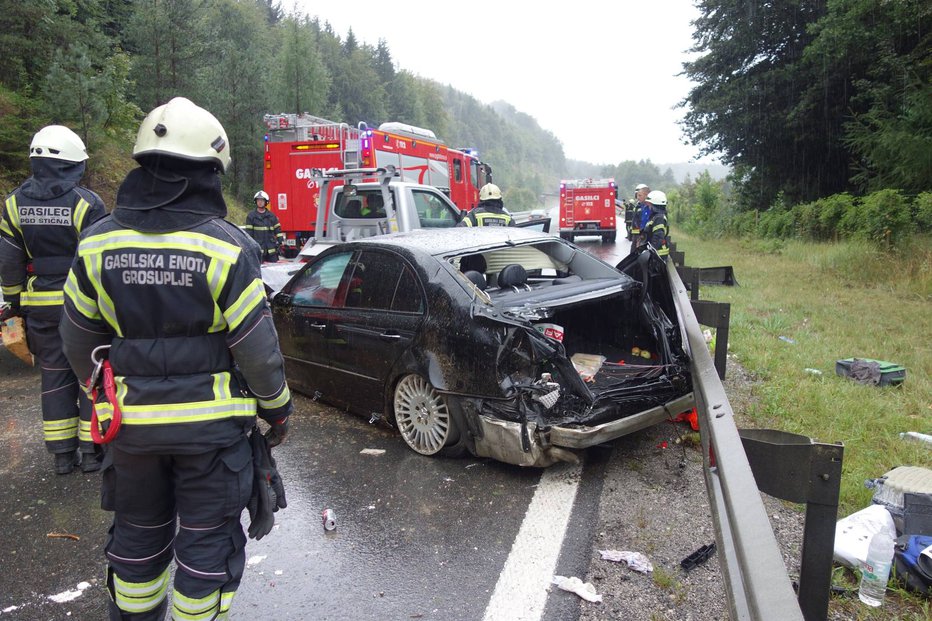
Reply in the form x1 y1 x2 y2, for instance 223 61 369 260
662 161 731 183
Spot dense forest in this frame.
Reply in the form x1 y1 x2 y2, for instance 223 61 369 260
0 0 927 240
681 0 930 211
0 0 603 212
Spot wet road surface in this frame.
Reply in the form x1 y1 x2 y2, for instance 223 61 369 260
0 228 635 621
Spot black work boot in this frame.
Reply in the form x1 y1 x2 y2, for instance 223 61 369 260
80 450 102 473
54 450 79 475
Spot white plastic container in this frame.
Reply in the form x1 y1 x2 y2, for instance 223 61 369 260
858 531 894 607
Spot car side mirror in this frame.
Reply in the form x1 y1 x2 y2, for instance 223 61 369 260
272 292 292 307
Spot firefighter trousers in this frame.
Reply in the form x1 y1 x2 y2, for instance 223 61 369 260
25 310 93 455
101 439 253 620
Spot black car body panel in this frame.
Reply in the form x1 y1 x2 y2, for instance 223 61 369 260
271 228 693 466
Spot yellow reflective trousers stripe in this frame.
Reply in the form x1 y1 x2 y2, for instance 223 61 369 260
114 567 170 614
172 588 223 621
44 417 79 442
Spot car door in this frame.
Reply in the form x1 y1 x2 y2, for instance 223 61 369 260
272 251 354 400
411 188 460 228
327 250 426 414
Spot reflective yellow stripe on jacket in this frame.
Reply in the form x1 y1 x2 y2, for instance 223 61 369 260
3 196 23 238
114 374 256 425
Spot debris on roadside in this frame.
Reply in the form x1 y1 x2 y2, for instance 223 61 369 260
599 550 653 574
680 543 717 571
48 582 91 603
552 575 602 602
778 336 796 344
867 466 932 535
900 432 932 445
835 358 906 386
46 532 80 541
673 408 699 431
359 448 386 456
803 368 823 376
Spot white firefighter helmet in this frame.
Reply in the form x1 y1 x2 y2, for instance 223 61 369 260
29 125 88 162
646 190 667 207
254 190 270 202
133 97 231 173
479 183 502 201
635 183 649 191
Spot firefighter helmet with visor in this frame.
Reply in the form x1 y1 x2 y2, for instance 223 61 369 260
133 97 231 173
29 125 88 162
646 190 667 207
479 183 502 201
254 190 270 202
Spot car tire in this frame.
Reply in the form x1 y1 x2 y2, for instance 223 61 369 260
393 374 462 457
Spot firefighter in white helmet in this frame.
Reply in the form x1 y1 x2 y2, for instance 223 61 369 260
630 183 650 240
0 125 107 474
60 97 292 621
457 183 515 227
244 189 285 261
643 190 670 258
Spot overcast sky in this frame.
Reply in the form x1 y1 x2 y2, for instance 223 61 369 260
293 0 709 165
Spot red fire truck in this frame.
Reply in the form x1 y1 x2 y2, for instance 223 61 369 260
558 178 618 243
262 113 492 251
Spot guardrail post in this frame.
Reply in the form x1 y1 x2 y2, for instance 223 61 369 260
737 430 844 621
690 300 730 379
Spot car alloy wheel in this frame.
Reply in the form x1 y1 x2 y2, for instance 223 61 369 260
393 374 455 456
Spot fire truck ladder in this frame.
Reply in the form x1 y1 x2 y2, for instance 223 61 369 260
564 187 575 227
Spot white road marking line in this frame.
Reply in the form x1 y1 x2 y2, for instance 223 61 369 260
482 461 583 621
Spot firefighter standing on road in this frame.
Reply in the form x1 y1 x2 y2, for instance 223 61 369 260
630 183 650 241
642 190 670 258
0 125 106 474
244 190 285 262
457 183 514 227
60 97 293 621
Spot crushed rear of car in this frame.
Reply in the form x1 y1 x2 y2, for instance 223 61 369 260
443 233 693 466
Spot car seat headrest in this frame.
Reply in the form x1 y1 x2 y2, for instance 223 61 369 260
498 263 528 289
463 270 487 290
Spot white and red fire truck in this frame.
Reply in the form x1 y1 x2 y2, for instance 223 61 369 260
262 113 492 252
558 178 618 243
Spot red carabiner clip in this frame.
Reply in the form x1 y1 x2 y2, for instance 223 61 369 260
88 345 122 444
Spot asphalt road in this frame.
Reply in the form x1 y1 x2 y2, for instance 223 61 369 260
0 231 743 621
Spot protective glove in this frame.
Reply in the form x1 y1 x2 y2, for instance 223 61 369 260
0 303 20 322
246 426 287 540
264 416 289 448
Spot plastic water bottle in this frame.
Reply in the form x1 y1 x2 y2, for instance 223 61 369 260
859 531 894 607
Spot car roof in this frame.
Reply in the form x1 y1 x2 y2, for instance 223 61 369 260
335 227 555 257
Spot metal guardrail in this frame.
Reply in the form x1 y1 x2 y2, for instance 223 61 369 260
667 259 806 620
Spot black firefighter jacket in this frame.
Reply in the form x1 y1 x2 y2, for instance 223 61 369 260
244 208 284 260
0 158 106 314
60 163 292 454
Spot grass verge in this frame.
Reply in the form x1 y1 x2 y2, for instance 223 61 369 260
675 232 930 517
674 232 931 616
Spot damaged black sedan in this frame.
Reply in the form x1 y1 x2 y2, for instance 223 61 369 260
270 227 693 467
